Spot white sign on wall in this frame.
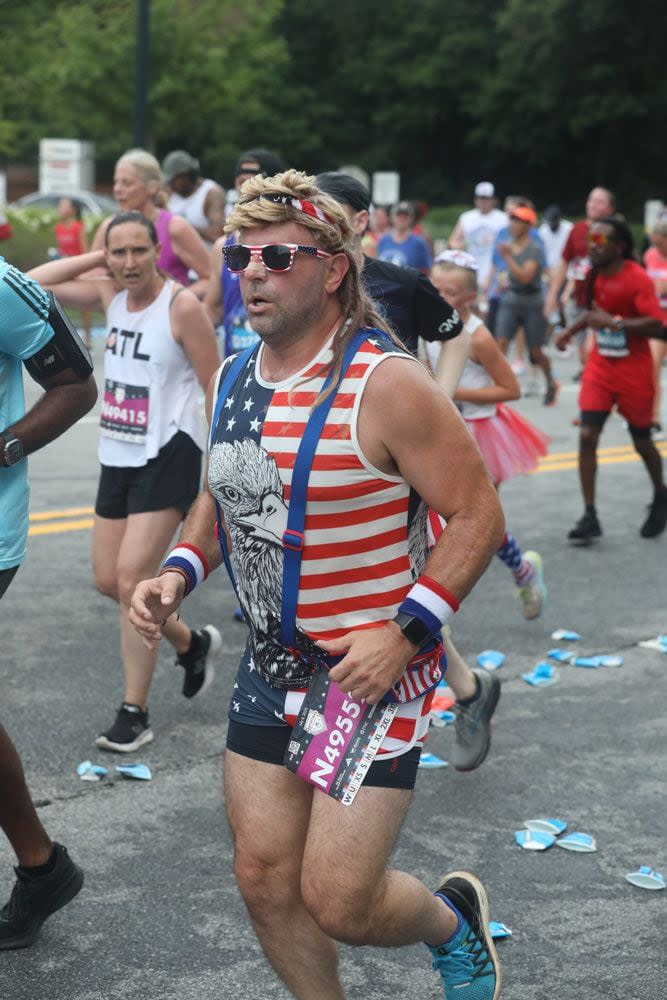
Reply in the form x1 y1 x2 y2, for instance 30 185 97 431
372 172 400 206
39 139 95 193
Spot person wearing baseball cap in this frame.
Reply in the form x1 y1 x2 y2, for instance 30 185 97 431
162 149 226 247
315 171 464 390
494 203 559 405
204 148 287 357
449 183 507 289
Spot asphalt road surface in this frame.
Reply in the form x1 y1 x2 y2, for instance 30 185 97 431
1 341 666 1000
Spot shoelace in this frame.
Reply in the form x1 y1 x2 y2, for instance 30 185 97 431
455 692 486 737
432 928 492 985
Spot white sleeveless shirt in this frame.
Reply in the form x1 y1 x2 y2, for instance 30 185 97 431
458 314 497 421
99 280 205 467
168 179 218 246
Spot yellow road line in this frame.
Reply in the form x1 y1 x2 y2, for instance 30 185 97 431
29 518 94 536
29 506 94 522
26 439 667 535
540 443 660 463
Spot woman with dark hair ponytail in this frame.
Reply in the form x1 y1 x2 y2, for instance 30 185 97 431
556 218 667 542
28 212 222 751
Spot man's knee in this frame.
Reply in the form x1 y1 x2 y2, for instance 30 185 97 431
301 871 374 944
234 850 300 915
579 426 600 450
629 424 653 452
94 568 119 601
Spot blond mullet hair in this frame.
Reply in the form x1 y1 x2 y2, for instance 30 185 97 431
226 169 402 404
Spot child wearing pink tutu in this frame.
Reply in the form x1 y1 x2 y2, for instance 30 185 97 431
430 250 549 619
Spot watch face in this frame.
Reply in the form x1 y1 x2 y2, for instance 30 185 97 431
4 439 23 465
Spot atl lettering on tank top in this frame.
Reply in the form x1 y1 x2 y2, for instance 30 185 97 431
100 281 204 468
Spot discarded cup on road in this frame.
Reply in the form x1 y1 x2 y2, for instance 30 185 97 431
551 629 582 641
515 829 556 851
556 831 597 852
477 650 505 671
77 761 108 782
431 681 455 713
522 662 558 687
430 709 456 728
418 752 448 769
638 635 667 653
525 818 567 836
573 654 624 668
624 867 665 890
489 921 513 939
547 648 575 663
115 763 152 781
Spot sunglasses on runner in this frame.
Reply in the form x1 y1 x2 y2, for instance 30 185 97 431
223 243 332 273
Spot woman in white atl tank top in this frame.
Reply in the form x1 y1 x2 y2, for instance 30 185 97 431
28 212 221 752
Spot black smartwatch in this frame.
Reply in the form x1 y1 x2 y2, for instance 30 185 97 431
1 435 24 467
392 611 432 648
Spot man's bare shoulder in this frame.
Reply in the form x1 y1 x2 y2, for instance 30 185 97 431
363 353 440 406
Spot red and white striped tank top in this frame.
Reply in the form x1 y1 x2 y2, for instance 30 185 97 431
208 329 433 690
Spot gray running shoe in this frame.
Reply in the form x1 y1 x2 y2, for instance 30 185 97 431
451 670 501 772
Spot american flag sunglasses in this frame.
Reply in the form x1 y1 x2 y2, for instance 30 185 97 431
223 242 332 273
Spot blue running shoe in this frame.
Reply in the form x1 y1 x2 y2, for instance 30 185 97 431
428 870 501 999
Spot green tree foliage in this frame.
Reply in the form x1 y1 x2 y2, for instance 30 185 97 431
1 0 289 182
468 0 667 208
0 0 663 212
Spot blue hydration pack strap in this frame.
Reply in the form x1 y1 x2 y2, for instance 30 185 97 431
211 345 259 597
280 329 375 647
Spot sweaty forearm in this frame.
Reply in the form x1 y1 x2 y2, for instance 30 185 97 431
623 317 664 339
422 483 505 601
28 251 105 285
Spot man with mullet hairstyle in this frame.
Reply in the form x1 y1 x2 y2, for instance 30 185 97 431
129 170 504 1000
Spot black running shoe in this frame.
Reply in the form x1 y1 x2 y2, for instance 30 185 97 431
95 702 153 753
0 843 84 950
176 624 221 698
568 511 602 545
640 489 667 539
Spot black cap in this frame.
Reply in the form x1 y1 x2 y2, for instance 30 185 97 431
315 172 371 213
235 148 286 178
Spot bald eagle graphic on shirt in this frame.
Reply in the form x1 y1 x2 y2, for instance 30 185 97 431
208 437 323 688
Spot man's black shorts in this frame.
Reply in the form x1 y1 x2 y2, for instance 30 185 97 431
226 719 422 790
95 430 202 520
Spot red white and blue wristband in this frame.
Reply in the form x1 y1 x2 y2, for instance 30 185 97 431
159 544 209 597
396 575 460 642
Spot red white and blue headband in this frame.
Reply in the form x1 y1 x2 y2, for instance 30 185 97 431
248 193 337 227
